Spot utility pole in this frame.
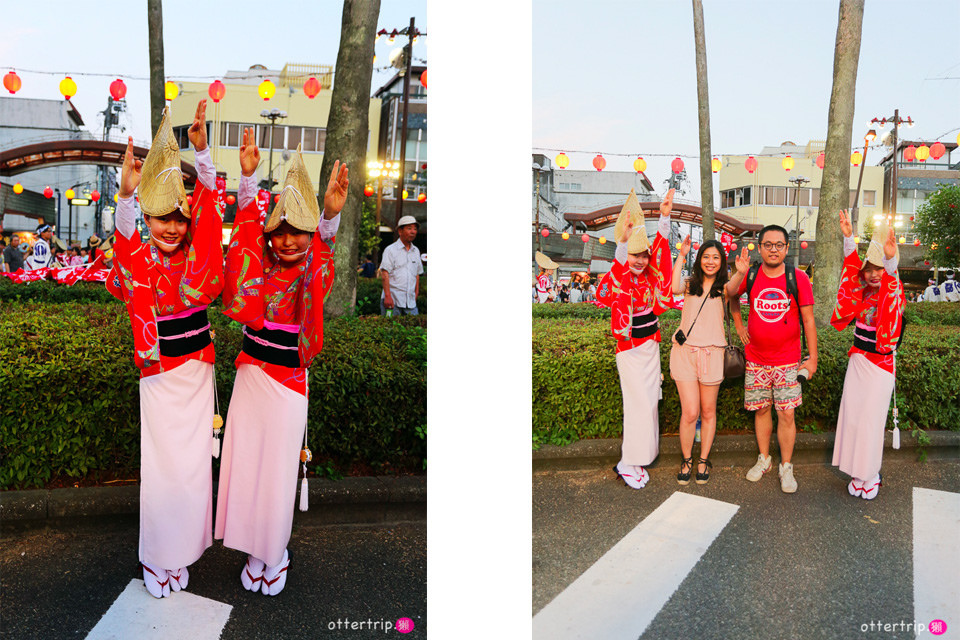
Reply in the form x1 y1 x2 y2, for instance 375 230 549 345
789 175 809 264
394 16 415 227
869 110 913 221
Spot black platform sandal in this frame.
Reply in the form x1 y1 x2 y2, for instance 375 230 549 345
677 456 694 485
696 457 712 485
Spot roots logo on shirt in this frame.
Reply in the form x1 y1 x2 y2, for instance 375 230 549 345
753 287 791 322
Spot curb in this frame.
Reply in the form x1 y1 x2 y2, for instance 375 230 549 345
533 431 960 471
0 476 426 530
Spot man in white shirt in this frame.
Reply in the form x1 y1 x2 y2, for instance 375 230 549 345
941 270 960 303
380 215 423 316
923 278 942 302
25 224 54 270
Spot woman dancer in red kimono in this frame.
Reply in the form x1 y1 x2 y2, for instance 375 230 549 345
215 128 348 595
107 101 224 598
596 189 675 489
831 211 904 500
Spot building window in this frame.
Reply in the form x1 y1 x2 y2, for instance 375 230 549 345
721 187 751 208
810 188 820 207
287 126 301 150
863 190 875 206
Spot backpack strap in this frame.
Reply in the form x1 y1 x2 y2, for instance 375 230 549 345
745 262 760 300
785 263 806 353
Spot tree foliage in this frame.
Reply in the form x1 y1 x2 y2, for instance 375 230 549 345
914 184 960 269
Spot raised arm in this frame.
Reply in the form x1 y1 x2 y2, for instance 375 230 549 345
726 247 750 297
671 234 690 295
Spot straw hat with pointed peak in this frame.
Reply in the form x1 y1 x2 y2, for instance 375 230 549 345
139 106 191 219
264 144 321 233
862 216 898 269
614 189 644 245
535 251 559 270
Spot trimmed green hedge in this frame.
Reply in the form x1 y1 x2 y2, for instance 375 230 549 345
356 276 427 316
0 302 425 489
533 315 960 448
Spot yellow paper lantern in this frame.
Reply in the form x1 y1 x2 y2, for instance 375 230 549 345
915 144 930 161
59 76 77 100
13 183 23 194
257 79 276 101
114 193 119 203
402 189 409 199
65 188 75 199
748 243 755 250
854 236 860 243
599 236 607 244
164 81 179 101
899 236 906 244
562 232 569 240
634 157 647 173
781 155 795 171
711 158 721 173
850 151 863 166
956 132 960 146
555 153 570 169
675 242 682 250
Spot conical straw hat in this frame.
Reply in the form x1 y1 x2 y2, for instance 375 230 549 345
535 251 558 270
862 215 898 268
614 189 644 245
138 106 191 219
626 226 651 254
264 144 321 233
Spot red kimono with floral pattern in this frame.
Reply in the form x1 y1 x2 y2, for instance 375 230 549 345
830 251 905 374
106 184 224 377
595 231 674 354
222 196 335 396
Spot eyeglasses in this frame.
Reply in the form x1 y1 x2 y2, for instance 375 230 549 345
760 242 787 251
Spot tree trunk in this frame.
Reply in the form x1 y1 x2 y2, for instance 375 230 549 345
146 0 165 138
323 0 382 318
813 0 864 327
692 0 715 241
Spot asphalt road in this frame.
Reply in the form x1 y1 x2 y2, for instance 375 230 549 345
533 457 960 640
1 518 426 639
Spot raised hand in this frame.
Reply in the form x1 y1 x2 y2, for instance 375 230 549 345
619 218 634 244
660 188 675 216
188 99 208 151
884 223 897 259
323 160 349 216
239 127 260 177
680 234 691 258
119 136 142 198
735 246 750 273
839 209 853 238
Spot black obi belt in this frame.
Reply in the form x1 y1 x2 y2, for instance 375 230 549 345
242 324 301 368
156 307 212 357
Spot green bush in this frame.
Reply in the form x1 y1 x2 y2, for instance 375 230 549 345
356 276 427 316
533 315 960 448
0 302 426 489
0 277 120 304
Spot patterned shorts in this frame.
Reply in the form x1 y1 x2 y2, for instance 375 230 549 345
744 360 802 412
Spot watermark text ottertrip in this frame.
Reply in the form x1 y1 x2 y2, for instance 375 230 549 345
327 617 416 634
859 619 948 635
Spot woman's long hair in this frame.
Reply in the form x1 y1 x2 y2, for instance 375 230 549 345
687 240 728 298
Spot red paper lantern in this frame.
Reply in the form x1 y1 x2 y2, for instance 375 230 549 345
693 242 700 251
924 261 930 265
815 152 825 170
930 141 946 160
582 234 589 243
3 70 21 94
592 154 606 171
109 78 127 101
208 79 226 103
43 186 53 199
914 239 921 246
801 241 808 249
226 194 236 205
904 145 916 162
90 190 100 202
671 157 684 174
417 193 426 203
541 228 550 238
274 194 280 203
303 77 321 99
731 244 737 251
187 195 193 206
419 69 427 89
745 156 758 173
364 185 375 197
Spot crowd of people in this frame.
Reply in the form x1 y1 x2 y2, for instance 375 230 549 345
587 188 910 501
0 224 109 273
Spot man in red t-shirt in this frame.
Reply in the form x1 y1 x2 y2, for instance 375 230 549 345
726 225 818 493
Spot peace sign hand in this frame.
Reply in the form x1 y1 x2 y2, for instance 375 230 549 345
735 247 750 274
324 160 349 216
188 99 208 151
884 224 898 260
239 127 260 177
660 188 675 216
119 136 142 198
839 209 853 238
680 234 691 258
619 219 634 244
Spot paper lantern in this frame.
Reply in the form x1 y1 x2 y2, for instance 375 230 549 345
13 183 23 194
782 155 794 171
65 188 75 200
187 195 193 206
801 241 808 249
693 243 700 251
916 144 930 162
675 242 682 250
163 81 178 101
364 185 374 197
745 156 757 173
815 152 825 170
59 76 77 100
562 232 569 240
114 193 119 203
43 186 53 199
914 239 921 246
731 244 737 251
748 243 755 250
634 157 647 173
581 234 589 243
850 151 862 166
854 236 860 243
711 158 721 173
957 132 960 146
258 79 276 101
930 141 946 160
899 236 905 244
419 69 427 89
109 78 127 101
303 77 321 99
599 236 607 245
208 79 226 103
402 189 409 199
274 195 280 203
541 228 549 238
904 145 916 162
555 153 569 169
417 193 426 203
592 154 606 171
3 70 21 94
226 194 236 205
671 157 684 174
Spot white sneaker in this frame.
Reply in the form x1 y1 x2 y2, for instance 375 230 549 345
745 454 772 482
861 474 882 500
779 462 797 493
847 478 863 497
614 462 647 489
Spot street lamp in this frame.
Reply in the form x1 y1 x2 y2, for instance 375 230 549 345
850 128 877 234
788 175 809 264
260 108 287 204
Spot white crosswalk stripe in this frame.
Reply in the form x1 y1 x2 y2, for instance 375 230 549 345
85 579 232 640
533 491 738 640
912 488 959 639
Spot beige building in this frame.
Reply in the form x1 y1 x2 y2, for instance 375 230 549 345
168 63 381 196
718 140 884 240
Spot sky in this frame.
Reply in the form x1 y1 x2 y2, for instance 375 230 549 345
533 0 960 202
1 0 426 147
